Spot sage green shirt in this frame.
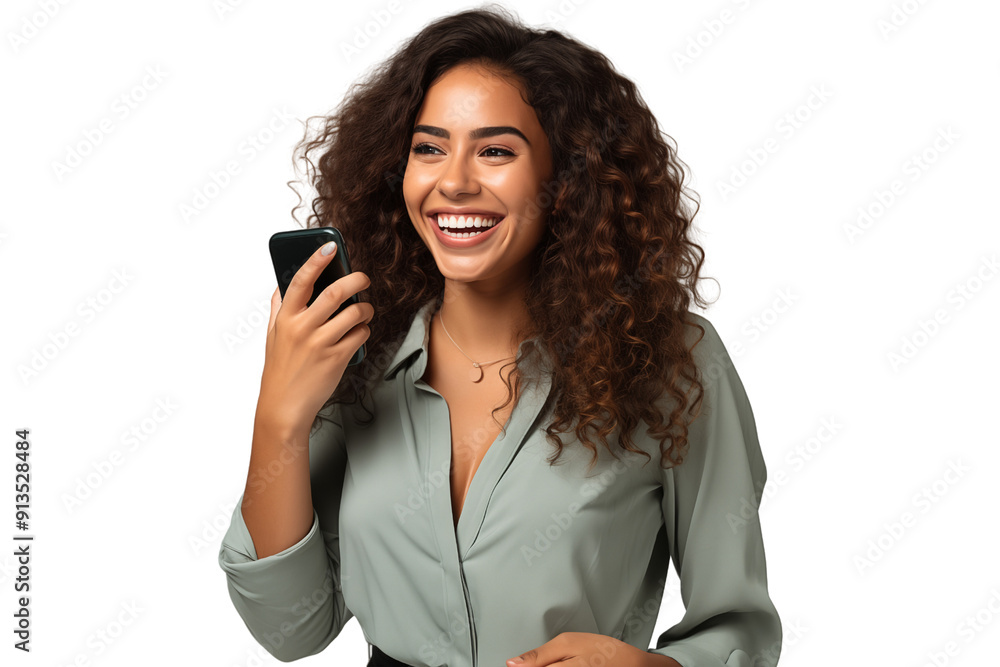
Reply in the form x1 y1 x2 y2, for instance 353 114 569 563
218 299 781 666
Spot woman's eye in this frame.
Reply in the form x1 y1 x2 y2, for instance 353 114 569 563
410 143 514 158
482 146 514 158
411 143 439 155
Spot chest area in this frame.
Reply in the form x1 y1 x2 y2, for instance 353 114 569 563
421 357 518 520
451 383 513 473
338 361 662 563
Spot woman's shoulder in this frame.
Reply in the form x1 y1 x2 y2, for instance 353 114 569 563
682 311 726 360
680 311 745 392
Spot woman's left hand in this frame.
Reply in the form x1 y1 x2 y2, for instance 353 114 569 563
506 632 679 667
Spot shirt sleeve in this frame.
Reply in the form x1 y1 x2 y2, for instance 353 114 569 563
217 402 353 662
647 317 782 667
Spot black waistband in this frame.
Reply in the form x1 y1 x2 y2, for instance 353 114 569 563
368 644 415 667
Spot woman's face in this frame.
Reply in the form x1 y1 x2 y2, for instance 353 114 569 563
403 63 554 286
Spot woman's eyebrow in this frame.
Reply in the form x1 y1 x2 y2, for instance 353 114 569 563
412 124 531 147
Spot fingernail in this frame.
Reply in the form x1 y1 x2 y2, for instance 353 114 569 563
321 241 337 256
508 658 524 665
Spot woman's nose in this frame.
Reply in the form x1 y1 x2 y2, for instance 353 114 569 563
436 153 480 197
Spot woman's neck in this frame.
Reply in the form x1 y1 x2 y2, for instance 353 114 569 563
436 279 533 361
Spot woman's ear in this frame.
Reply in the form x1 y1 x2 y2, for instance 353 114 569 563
548 194 562 217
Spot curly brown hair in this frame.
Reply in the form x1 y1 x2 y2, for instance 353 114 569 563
289 4 715 472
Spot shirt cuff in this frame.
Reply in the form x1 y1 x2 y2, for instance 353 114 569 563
218 496 326 608
648 644 738 667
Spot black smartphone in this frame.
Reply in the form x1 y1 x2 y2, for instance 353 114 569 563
269 227 366 366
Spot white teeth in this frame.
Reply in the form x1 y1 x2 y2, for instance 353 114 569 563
434 214 500 229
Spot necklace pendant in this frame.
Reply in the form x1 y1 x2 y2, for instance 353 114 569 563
470 362 483 383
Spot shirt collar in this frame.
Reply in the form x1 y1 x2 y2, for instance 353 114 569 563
382 299 549 382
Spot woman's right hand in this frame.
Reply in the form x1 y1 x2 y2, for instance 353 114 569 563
255 241 374 433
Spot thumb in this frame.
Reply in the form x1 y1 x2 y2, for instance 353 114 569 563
507 648 538 666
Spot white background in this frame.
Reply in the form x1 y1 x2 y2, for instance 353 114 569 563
2 0 998 665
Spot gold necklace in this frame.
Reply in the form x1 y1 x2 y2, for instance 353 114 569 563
438 309 516 383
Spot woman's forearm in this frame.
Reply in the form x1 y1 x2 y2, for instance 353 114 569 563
239 414 314 559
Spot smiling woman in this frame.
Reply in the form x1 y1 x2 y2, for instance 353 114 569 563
218 5 782 667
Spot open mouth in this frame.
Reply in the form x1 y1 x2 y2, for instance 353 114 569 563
432 213 505 239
